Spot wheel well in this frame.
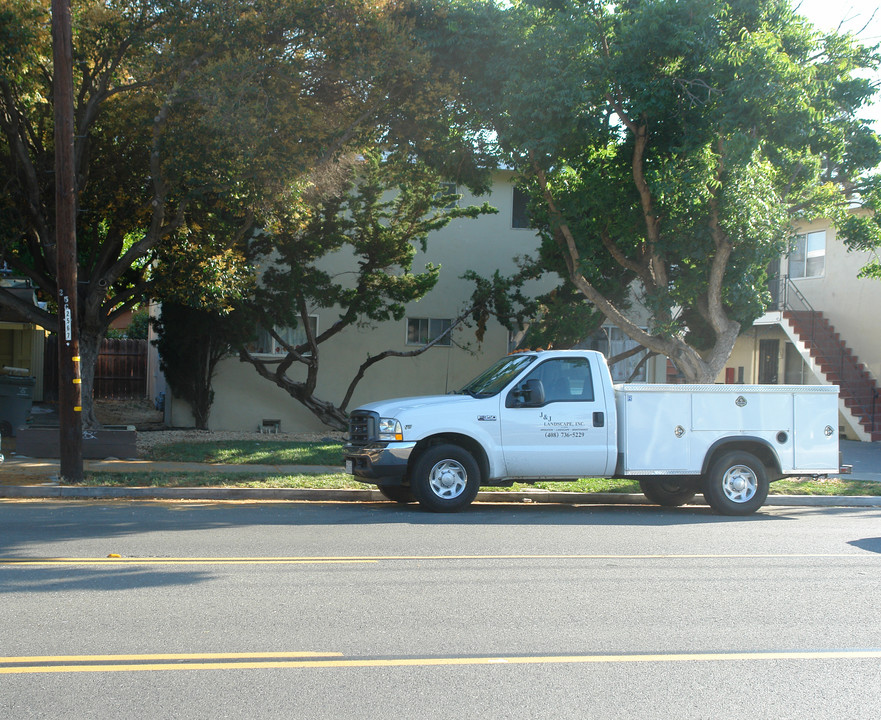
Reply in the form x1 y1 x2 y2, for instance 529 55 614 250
702 439 781 478
409 434 489 484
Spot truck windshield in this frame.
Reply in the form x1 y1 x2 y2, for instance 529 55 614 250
457 354 536 397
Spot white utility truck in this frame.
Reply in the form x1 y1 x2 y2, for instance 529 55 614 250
343 350 841 515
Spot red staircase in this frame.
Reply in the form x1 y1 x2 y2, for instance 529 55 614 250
784 310 881 441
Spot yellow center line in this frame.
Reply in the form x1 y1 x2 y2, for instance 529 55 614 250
0 652 342 663
1 650 880 675
0 558 378 566
0 552 870 566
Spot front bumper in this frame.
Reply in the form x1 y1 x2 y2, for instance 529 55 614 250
344 442 417 485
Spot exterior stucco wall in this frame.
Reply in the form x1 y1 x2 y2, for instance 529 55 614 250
723 217 881 384
0 324 46 401
785 218 880 378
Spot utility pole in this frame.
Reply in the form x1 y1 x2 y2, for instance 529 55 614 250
52 0 83 481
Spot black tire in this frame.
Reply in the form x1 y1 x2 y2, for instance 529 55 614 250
378 485 416 504
411 444 481 513
702 451 769 516
639 479 697 507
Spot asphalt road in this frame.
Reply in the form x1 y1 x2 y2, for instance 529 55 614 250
1 500 880 719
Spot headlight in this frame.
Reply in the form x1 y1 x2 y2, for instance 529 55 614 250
378 418 403 442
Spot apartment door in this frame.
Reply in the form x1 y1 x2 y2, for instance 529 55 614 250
758 339 779 384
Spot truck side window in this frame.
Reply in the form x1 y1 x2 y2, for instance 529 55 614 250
512 357 594 405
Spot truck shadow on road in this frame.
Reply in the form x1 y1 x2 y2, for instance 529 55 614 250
357 501 801 526
847 537 881 554
0 566 213 594
3 499 862 561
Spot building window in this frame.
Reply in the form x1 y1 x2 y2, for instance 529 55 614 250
247 316 318 355
436 182 459 209
789 231 825 279
581 326 647 382
508 327 527 353
407 317 452 346
512 186 531 229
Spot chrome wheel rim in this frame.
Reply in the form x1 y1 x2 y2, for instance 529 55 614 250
428 459 468 499
721 464 758 503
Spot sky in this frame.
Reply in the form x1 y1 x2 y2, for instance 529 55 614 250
795 0 881 128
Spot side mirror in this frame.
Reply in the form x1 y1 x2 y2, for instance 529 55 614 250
523 378 545 406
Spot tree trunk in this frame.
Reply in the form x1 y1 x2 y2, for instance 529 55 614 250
77 331 102 429
665 320 741 384
239 349 350 431
190 346 213 430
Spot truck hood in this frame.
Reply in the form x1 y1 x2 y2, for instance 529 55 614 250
356 393 480 418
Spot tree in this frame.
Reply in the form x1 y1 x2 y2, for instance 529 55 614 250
1 0 491 426
840 178 881 280
237 153 497 430
447 0 881 382
152 302 255 429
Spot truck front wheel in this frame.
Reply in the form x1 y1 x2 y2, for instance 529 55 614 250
411 444 481 513
703 451 769 516
639 479 697 507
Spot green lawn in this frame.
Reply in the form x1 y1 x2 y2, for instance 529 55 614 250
145 440 345 466
80 472 360 489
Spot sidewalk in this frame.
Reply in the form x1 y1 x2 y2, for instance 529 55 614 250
2 454 880 508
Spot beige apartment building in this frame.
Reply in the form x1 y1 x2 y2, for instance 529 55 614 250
157 175 879 440
158 172 554 432
721 217 880 441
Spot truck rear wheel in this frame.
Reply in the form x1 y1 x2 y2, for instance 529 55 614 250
639 479 697 507
703 451 769 516
411 444 481 513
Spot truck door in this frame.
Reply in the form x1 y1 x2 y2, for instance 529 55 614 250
500 356 611 478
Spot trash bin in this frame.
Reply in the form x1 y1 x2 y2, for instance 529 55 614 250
0 374 36 437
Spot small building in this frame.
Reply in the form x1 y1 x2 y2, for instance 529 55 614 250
722 217 880 441
0 278 48 402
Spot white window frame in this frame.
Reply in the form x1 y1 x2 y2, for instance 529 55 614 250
582 326 648 383
789 231 826 279
406 317 452 347
247 315 319 356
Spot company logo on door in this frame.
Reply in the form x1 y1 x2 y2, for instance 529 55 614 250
539 412 586 438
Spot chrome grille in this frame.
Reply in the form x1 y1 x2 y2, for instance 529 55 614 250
348 411 378 445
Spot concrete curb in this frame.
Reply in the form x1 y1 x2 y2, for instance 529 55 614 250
1 485 880 507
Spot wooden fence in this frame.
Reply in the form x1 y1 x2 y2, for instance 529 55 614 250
44 336 147 400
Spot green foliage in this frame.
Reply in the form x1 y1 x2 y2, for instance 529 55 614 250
106 308 149 339
237 151 497 428
254 153 496 336
839 177 881 280
152 302 256 429
0 0 496 426
444 0 881 380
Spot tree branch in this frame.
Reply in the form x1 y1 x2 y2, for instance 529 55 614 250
339 302 473 412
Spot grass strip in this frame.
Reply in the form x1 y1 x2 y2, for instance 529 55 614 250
69 473 881 496
79 472 360 489
144 441 344 466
